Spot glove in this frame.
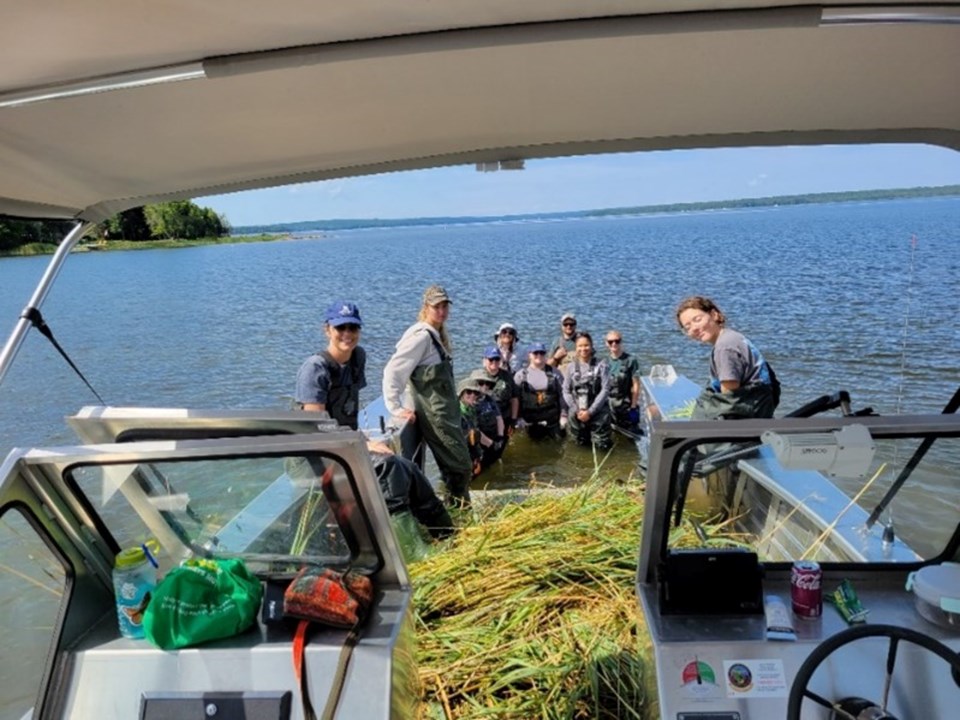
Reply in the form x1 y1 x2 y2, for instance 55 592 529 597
627 407 640 425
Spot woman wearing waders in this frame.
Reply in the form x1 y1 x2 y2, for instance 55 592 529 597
675 295 778 421
561 331 613 450
383 285 474 507
295 300 454 539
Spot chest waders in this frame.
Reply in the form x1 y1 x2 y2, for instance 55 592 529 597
410 331 473 504
519 368 561 426
489 370 513 418
568 360 613 450
607 354 632 408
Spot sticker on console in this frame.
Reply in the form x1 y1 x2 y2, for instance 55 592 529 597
723 659 787 698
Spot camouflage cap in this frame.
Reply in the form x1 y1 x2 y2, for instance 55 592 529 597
423 284 452 306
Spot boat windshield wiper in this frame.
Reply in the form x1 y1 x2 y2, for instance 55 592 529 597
865 385 960 528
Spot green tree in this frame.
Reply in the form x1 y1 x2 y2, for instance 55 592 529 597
102 207 151 240
143 200 227 240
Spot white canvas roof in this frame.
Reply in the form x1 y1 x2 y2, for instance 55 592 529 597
2 1 959 221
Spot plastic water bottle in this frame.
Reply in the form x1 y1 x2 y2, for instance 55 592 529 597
113 544 158 639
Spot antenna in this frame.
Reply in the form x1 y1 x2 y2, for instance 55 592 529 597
886 235 919 536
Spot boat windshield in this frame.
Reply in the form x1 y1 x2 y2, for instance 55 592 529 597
669 429 959 564
67 451 380 575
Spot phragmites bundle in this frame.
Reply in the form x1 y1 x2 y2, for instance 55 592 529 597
410 479 656 719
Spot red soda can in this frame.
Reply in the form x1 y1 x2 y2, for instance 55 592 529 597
791 560 822 618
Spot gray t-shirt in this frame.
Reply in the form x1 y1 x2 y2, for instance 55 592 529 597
709 329 766 390
294 349 367 427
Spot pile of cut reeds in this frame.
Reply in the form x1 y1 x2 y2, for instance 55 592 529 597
410 479 658 719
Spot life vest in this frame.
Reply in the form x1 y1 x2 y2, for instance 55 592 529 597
569 359 604 409
607 352 634 403
518 367 561 424
474 395 501 440
459 403 483 463
486 369 513 418
317 347 366 430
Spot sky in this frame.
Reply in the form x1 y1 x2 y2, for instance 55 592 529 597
198 144 960 227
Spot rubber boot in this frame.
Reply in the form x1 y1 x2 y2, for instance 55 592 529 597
390 511 431 563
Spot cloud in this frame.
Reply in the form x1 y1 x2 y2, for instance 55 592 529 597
748 173 768 188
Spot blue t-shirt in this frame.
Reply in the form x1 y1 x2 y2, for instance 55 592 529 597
294 348 367 428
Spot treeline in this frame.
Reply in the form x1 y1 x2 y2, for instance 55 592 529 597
587 184 960 218
233 183 960 235
0 200 230 253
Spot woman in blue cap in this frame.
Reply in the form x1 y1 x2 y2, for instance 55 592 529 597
514 342 566 440
295 299 367 429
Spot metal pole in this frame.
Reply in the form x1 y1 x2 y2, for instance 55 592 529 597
0 221 93 388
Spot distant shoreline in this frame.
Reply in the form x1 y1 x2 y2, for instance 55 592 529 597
4 186 958 258
232 184 960 235
0 233 286 258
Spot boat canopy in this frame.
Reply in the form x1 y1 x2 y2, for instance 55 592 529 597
2 1 960 221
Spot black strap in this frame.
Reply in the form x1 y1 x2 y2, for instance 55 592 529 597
22 307 105 404
421 327 449 363
294 619 362 720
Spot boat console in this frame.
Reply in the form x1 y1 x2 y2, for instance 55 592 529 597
0 420 418 719
638 373 960 719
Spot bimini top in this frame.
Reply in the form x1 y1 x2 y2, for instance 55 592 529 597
2 1 960 221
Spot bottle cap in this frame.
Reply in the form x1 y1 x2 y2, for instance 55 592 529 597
115 546 147 569
114 540 160 569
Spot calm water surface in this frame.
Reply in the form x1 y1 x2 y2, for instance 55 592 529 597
1 198 959 717
2 198 958 454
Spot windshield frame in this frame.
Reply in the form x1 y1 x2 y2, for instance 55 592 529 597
638 412 960 584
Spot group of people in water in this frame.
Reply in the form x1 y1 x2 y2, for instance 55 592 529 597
294 284 779 539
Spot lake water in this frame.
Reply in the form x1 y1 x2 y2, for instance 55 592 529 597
2 197 958 455
0 197 959 717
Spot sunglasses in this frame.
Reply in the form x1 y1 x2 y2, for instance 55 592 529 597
462 389 480 397
562 322 576 327
500 329 516 335
335 323 361 332
606 339 621 345
486 357 502 362
531 350 546 356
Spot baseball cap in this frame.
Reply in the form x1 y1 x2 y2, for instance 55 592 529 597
324 300 362 328
528 342 547 354
483 345 503 360
561 313 577 323
423 285 452 306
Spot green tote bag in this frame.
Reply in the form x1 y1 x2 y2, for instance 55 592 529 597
143 557 263 649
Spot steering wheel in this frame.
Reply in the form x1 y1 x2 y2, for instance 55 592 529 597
787 623 960 720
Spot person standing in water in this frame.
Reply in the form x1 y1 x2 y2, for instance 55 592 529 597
493 322 522 373
383 285 474 506
604 329 641 434
562 331 613 450
675 295 778 420
548 313 579 377
514 342 566 440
